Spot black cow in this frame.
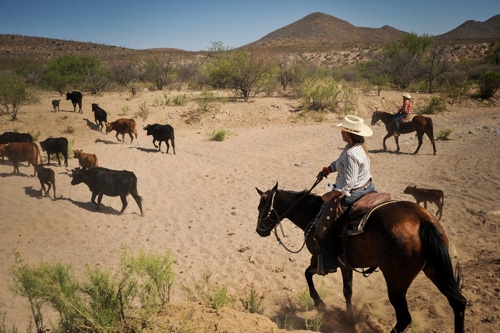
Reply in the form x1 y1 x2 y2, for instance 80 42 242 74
0 132 33 161
40 137 69 167
52 99 60 112
91 103 108 131
0 132 33 144
66 91 83 113
71 167 143 216
144 124 176 154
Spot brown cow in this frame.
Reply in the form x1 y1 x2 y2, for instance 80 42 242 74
35 164 56 198
404 186 444 220
73 149 99 170
0 142 42 176
105 118 138 144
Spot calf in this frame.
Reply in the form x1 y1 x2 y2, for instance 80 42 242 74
40 137 69 167
35 164 56 198
52 99 60 112
144 123 176 154
404 186 444 220
91 103 108 132
73 149 98 169
105 118 138 144
66 91 83 113
71 167 143 216
0 142 42 176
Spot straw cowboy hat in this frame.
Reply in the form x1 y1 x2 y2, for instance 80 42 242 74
403 92 412 99
333 115 373 137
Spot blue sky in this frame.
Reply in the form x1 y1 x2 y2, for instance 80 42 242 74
1 0 499 51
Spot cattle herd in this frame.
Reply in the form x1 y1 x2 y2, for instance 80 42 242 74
0 92 177 217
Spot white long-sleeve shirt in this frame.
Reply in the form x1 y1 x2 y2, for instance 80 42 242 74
329 143 372 197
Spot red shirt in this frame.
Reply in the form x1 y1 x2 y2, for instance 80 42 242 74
401 99 413 114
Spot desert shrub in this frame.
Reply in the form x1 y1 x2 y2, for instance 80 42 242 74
182 272 235 312
137 101 149 120
340 85 357 115
0 72 39 120
172 94 189 106
300 77 340 112
240 283 265 314
30 130 41 142
436 128 453 140
121 105 130 115
420 96 447 114
10 250 176 332
477 70 500 99
209 129 228 141
196 91 217 113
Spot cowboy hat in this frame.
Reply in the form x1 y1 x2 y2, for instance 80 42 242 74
403 92 412 99
333 115 373 137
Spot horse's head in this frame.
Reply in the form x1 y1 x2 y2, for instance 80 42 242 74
255 182 280 237
370 111 380 126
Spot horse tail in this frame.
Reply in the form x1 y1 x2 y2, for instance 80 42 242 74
427 116 435 139
419 220 467 307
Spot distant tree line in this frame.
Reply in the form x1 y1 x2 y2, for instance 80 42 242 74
1 34 499 120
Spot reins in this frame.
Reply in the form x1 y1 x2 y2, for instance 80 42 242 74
272 178 322 253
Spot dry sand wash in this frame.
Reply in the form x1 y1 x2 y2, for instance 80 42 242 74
0 90 499 332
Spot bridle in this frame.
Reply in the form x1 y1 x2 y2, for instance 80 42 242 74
257 179 322 253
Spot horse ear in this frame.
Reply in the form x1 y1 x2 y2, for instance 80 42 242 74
256 187 264 196
272 182 278 191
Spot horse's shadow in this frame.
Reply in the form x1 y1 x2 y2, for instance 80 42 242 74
368 148 412 155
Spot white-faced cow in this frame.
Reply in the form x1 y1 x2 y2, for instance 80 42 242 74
71 167 143 216
91 103 108 132
66 91 83 113
144 123 176 154
105 118 138 144
73 149 99 169
40 137 69 167
52 99 61 112
35 164 56 198
0 142 42 176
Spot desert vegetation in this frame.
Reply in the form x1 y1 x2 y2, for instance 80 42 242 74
1 33 500 123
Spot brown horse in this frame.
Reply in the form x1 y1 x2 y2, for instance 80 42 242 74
371 111 437 155
255 183 466 333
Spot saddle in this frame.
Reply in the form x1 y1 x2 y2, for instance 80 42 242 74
345 191 393 236
400 114 414 123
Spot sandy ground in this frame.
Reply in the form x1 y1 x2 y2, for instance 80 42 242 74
0 89 499 332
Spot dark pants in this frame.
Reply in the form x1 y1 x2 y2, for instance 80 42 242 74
393 113 407 134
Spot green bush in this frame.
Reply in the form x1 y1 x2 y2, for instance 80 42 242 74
209 129 228 141
420 96 447 114
436 128 453 140
300 77 340 112
477 70 500 99
240 283 265 314
10 249 176 332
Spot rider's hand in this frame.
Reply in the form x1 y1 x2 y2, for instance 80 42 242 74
316 166 331 180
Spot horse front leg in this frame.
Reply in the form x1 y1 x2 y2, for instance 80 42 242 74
340 266 354 317
305 259 325 310
382 133 392 151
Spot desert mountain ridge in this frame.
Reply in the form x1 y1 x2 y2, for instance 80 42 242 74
0 12 499 68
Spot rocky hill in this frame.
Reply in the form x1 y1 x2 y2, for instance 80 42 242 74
0 12 499 69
